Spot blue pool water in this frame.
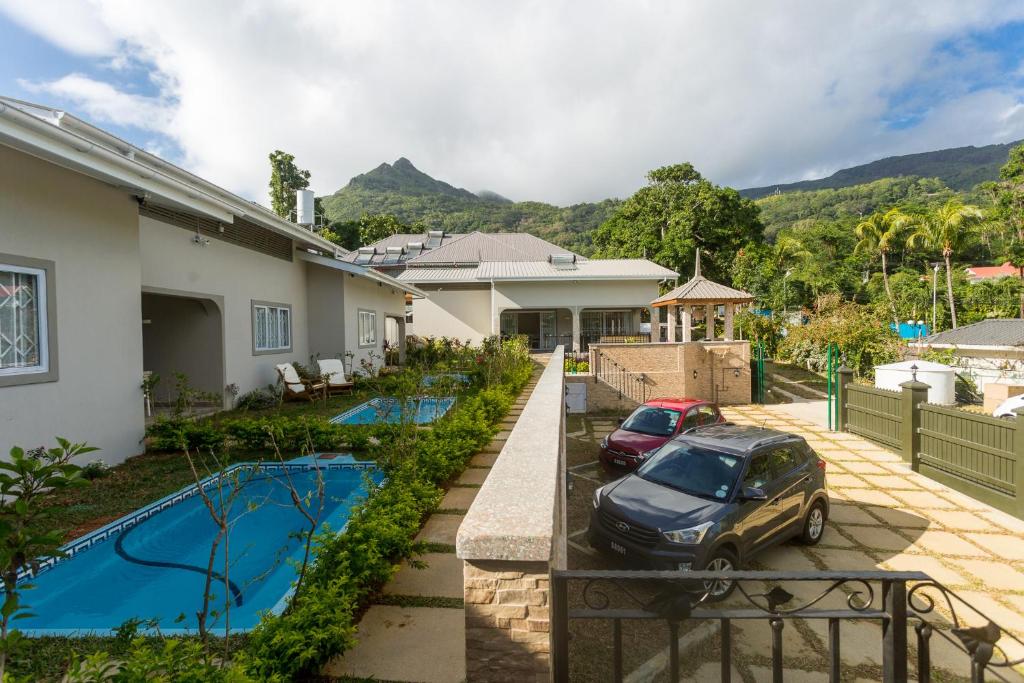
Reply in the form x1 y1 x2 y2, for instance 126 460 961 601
331 396 455 425
422 373 470 387
16 463 382 635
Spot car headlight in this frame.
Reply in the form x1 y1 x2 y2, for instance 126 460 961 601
662 521 714 545
592 485 605 509
600 436 609 449
640 448 658 461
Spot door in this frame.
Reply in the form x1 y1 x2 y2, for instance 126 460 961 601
680 407 701 432
540 311 557 350
736 452 775 553
565 382 587 413
766 445 808 530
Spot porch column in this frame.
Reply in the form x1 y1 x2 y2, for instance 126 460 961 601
681 305 692 342
724 303 734 341
571 307 581 352
397 318 407 364
705 304 716 341
667 305 678 342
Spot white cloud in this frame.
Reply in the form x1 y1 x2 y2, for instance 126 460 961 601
5 0 1024 205
18 73 173 130
0 0 117 55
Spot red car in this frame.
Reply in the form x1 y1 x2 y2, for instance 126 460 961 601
599 398 724 473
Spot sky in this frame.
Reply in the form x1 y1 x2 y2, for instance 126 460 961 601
3 1 1024 207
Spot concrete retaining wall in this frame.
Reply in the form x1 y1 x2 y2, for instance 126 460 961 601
456 347 566 681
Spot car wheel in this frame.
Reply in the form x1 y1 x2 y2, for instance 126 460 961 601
702 549 738 601
800 500 826 545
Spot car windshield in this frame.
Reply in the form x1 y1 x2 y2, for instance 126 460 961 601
636 443 743 500
620 406 681 436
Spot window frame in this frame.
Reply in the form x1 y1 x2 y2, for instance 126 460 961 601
251 300 293 355
358 309 377 348
0 253 58 387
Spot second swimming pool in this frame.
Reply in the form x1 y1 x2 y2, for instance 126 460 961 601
330 396 456 425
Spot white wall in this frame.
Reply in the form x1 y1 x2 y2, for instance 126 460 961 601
409 285 492 344
493 280 659 311
0 146 144 464
341 274 407 373
140 215 310 395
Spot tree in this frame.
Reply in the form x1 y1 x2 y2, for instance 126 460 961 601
984 143 1024 316
592 163 763 282
268 150 312 219
906 200 984 329
358 214 406 246
855 208 911 329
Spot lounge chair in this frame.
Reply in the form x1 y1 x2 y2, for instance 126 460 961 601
317 358 354 396
275 363 326 402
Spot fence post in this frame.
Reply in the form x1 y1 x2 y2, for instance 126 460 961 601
900 379 929 469
1015 408 1024 519
836 365 853 432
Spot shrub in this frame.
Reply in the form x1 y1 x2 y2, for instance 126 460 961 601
234 386 279 411
222 416 371 454
146 418 226 452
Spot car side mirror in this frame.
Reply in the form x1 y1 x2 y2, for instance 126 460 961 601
740 487 767 501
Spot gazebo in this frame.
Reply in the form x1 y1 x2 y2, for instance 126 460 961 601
651 250 754 342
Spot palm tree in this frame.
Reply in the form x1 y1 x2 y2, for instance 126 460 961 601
906 200 984 329
855 208 911 329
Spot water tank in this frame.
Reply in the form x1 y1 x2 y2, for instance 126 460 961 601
874 360 955 405
296 189 315 226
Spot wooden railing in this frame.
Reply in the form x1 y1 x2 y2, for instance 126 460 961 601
845 384 903 451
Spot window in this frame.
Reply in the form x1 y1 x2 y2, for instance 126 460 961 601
0 263 49 377
358 310 377 347
696 404 720 425
252 301 291 354
680 407 700 432
621 406 681 437
769 447 801 476
742 454 773 489
637 443 742 500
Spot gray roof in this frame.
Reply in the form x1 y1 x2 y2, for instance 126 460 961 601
339 232 466 266
408 231 579 264
652 275 754 305
398 259 674 283
924 319 1024 347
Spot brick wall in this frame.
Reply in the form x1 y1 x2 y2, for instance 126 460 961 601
464 560 551 682
590 341 751 405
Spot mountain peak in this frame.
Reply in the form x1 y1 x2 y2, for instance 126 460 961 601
393 157 416 169
338 157 480 201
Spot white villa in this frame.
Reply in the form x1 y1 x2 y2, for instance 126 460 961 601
0 97 421 464
343 230 677 351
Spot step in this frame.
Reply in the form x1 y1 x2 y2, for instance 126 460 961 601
456 468 488 486
413 514 464 546
469 451 499 467
441 485 479 509
324 606 465 683
383 553 465 599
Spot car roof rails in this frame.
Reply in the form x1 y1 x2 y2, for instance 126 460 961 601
680 420 735 434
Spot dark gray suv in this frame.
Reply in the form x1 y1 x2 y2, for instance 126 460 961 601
588 423 829 598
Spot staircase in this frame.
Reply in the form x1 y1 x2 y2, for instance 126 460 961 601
591 349 649 405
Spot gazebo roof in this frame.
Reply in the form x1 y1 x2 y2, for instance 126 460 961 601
651 250 754 307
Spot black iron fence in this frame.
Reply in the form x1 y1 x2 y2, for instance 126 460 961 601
592 349 648 404
551 569 1024 683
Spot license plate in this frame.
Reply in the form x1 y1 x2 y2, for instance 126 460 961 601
610 541 626 555
614 458 626 466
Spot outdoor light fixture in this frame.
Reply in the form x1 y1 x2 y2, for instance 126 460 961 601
734 368 741 378
692 370 698 379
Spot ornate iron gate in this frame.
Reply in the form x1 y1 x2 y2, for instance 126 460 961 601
551 568 1023 682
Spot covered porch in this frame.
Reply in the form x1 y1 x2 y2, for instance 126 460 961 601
498 306 653 352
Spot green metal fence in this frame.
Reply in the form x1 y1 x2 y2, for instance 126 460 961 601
844 384 903 451
918 404 1017 504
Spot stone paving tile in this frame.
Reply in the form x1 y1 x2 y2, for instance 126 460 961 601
809 547 880 571
889 489 959 509
840 525 914 552
748 666 828 682
819 523 857 548
949 559 1024 591
414 514 464 545
384 553 465 599
980 509 1024 534
935 488 996 512
924 509 993 532
857 474 923 491
468 451 498 467
952 591 1024 660
964 532 1024 560
881 553 970 588
841 488 903 507
908 530 992 558
827 504 880 525
837 460 889 475
861 505 931 529
826 473 868 489
456 468 488 485
440 486 478 510
325 606 466 683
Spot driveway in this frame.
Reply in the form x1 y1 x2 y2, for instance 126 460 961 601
565 406 1024 682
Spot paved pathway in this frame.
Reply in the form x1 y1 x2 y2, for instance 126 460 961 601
566 404 1024 682
324 369 541 683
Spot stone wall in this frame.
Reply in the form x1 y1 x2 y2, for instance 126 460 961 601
589 341 751 405
564 375 639 415
457 348 566 682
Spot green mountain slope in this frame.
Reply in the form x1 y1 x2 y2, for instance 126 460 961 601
741 140 1020 199
319 158 618 254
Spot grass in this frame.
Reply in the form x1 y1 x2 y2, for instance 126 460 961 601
374 595 464 609
766 360 829 400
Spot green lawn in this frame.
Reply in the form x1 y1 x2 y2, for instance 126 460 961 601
765 360 829 399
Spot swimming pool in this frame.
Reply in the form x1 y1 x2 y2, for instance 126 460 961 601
330 396 456 425
16 460 382 636
422 373 470 387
